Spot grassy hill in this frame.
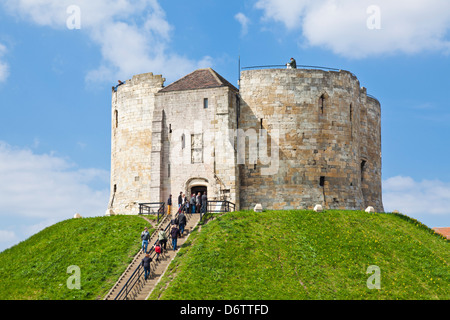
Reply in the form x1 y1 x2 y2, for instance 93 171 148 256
0 215 154 300
0 210 447 300
149 210 449 300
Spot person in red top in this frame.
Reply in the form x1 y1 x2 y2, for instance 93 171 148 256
155 242 162 262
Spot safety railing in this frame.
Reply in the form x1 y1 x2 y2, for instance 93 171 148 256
139 202 166 223
113 203 191 300
241 64 341 72
207 200 235 214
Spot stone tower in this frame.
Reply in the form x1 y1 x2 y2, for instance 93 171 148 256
238 68 383 212
108 72 165 214
107 67 384 215
107 69 240 215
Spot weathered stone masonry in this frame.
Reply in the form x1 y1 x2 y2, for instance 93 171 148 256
107 67 384 215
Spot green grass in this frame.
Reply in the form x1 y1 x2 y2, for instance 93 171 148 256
149 210 449 300
0 215 154 300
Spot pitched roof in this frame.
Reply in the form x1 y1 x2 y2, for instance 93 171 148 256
432 227 450 239
159 68 238 93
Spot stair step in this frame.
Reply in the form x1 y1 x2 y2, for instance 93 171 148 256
104 213 200 300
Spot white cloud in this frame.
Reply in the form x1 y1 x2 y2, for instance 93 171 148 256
0 230 18 244
383 176 450 226
2 0 211 83
0 141 109 220
0 44 9 82
255 0 450 58
0 141 110 252
235 12 251 36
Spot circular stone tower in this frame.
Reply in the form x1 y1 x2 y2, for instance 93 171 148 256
238 68 383 212
107 72 165 215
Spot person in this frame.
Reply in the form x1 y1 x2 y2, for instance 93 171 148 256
190 193 196 214
167 194 172 215
141 227 150 253
178 211 187 235
178 192 183 210
196 192 201 213
171 213 179 226
154 242 162 262
183 193 189 213
287 57 297 69
141 253 152 280
170 224 181 251
113 80 125 92
158 227 167 252
201 192 208 214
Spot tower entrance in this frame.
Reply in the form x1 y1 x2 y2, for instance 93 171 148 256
191 185 207 197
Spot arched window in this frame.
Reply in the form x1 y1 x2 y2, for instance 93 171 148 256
319 94 327 114
361 160 367 182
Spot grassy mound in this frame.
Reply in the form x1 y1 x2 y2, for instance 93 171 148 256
0 215 154 300
149 210 449 300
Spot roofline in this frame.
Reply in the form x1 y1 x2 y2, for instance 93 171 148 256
159 68 238 93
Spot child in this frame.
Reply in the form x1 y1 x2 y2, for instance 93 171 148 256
155 241 162 262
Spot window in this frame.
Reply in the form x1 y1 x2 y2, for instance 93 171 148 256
361 160 367 182
181 134 185 149
168 164 170 177
114 110 118 128
319 95 325 114
191 133 203 163
350 103 353 122
204 98 208 109
319 176 325 187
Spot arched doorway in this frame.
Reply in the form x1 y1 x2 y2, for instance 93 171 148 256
191 185 207 197
186 178 209 197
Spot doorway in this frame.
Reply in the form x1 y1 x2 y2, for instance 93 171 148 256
191 186 207 197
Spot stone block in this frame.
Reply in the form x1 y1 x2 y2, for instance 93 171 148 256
365 206 375 213
313 204 323 212
254 203 263 212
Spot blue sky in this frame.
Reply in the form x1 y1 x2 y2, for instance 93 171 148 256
0 0 449 252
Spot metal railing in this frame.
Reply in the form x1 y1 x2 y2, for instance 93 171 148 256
139 202 165 223
241 64 341 72
207 200 236 214
113 203 191 300
113 199 235 300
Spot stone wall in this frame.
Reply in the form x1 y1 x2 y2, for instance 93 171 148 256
108 72 164 215
107 68 384 216
238 68 384 212
360 92 383 211
153 86 240 208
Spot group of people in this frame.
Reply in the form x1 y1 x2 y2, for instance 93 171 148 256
140 225 171 281
167 191 208 216
139 207 190 280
